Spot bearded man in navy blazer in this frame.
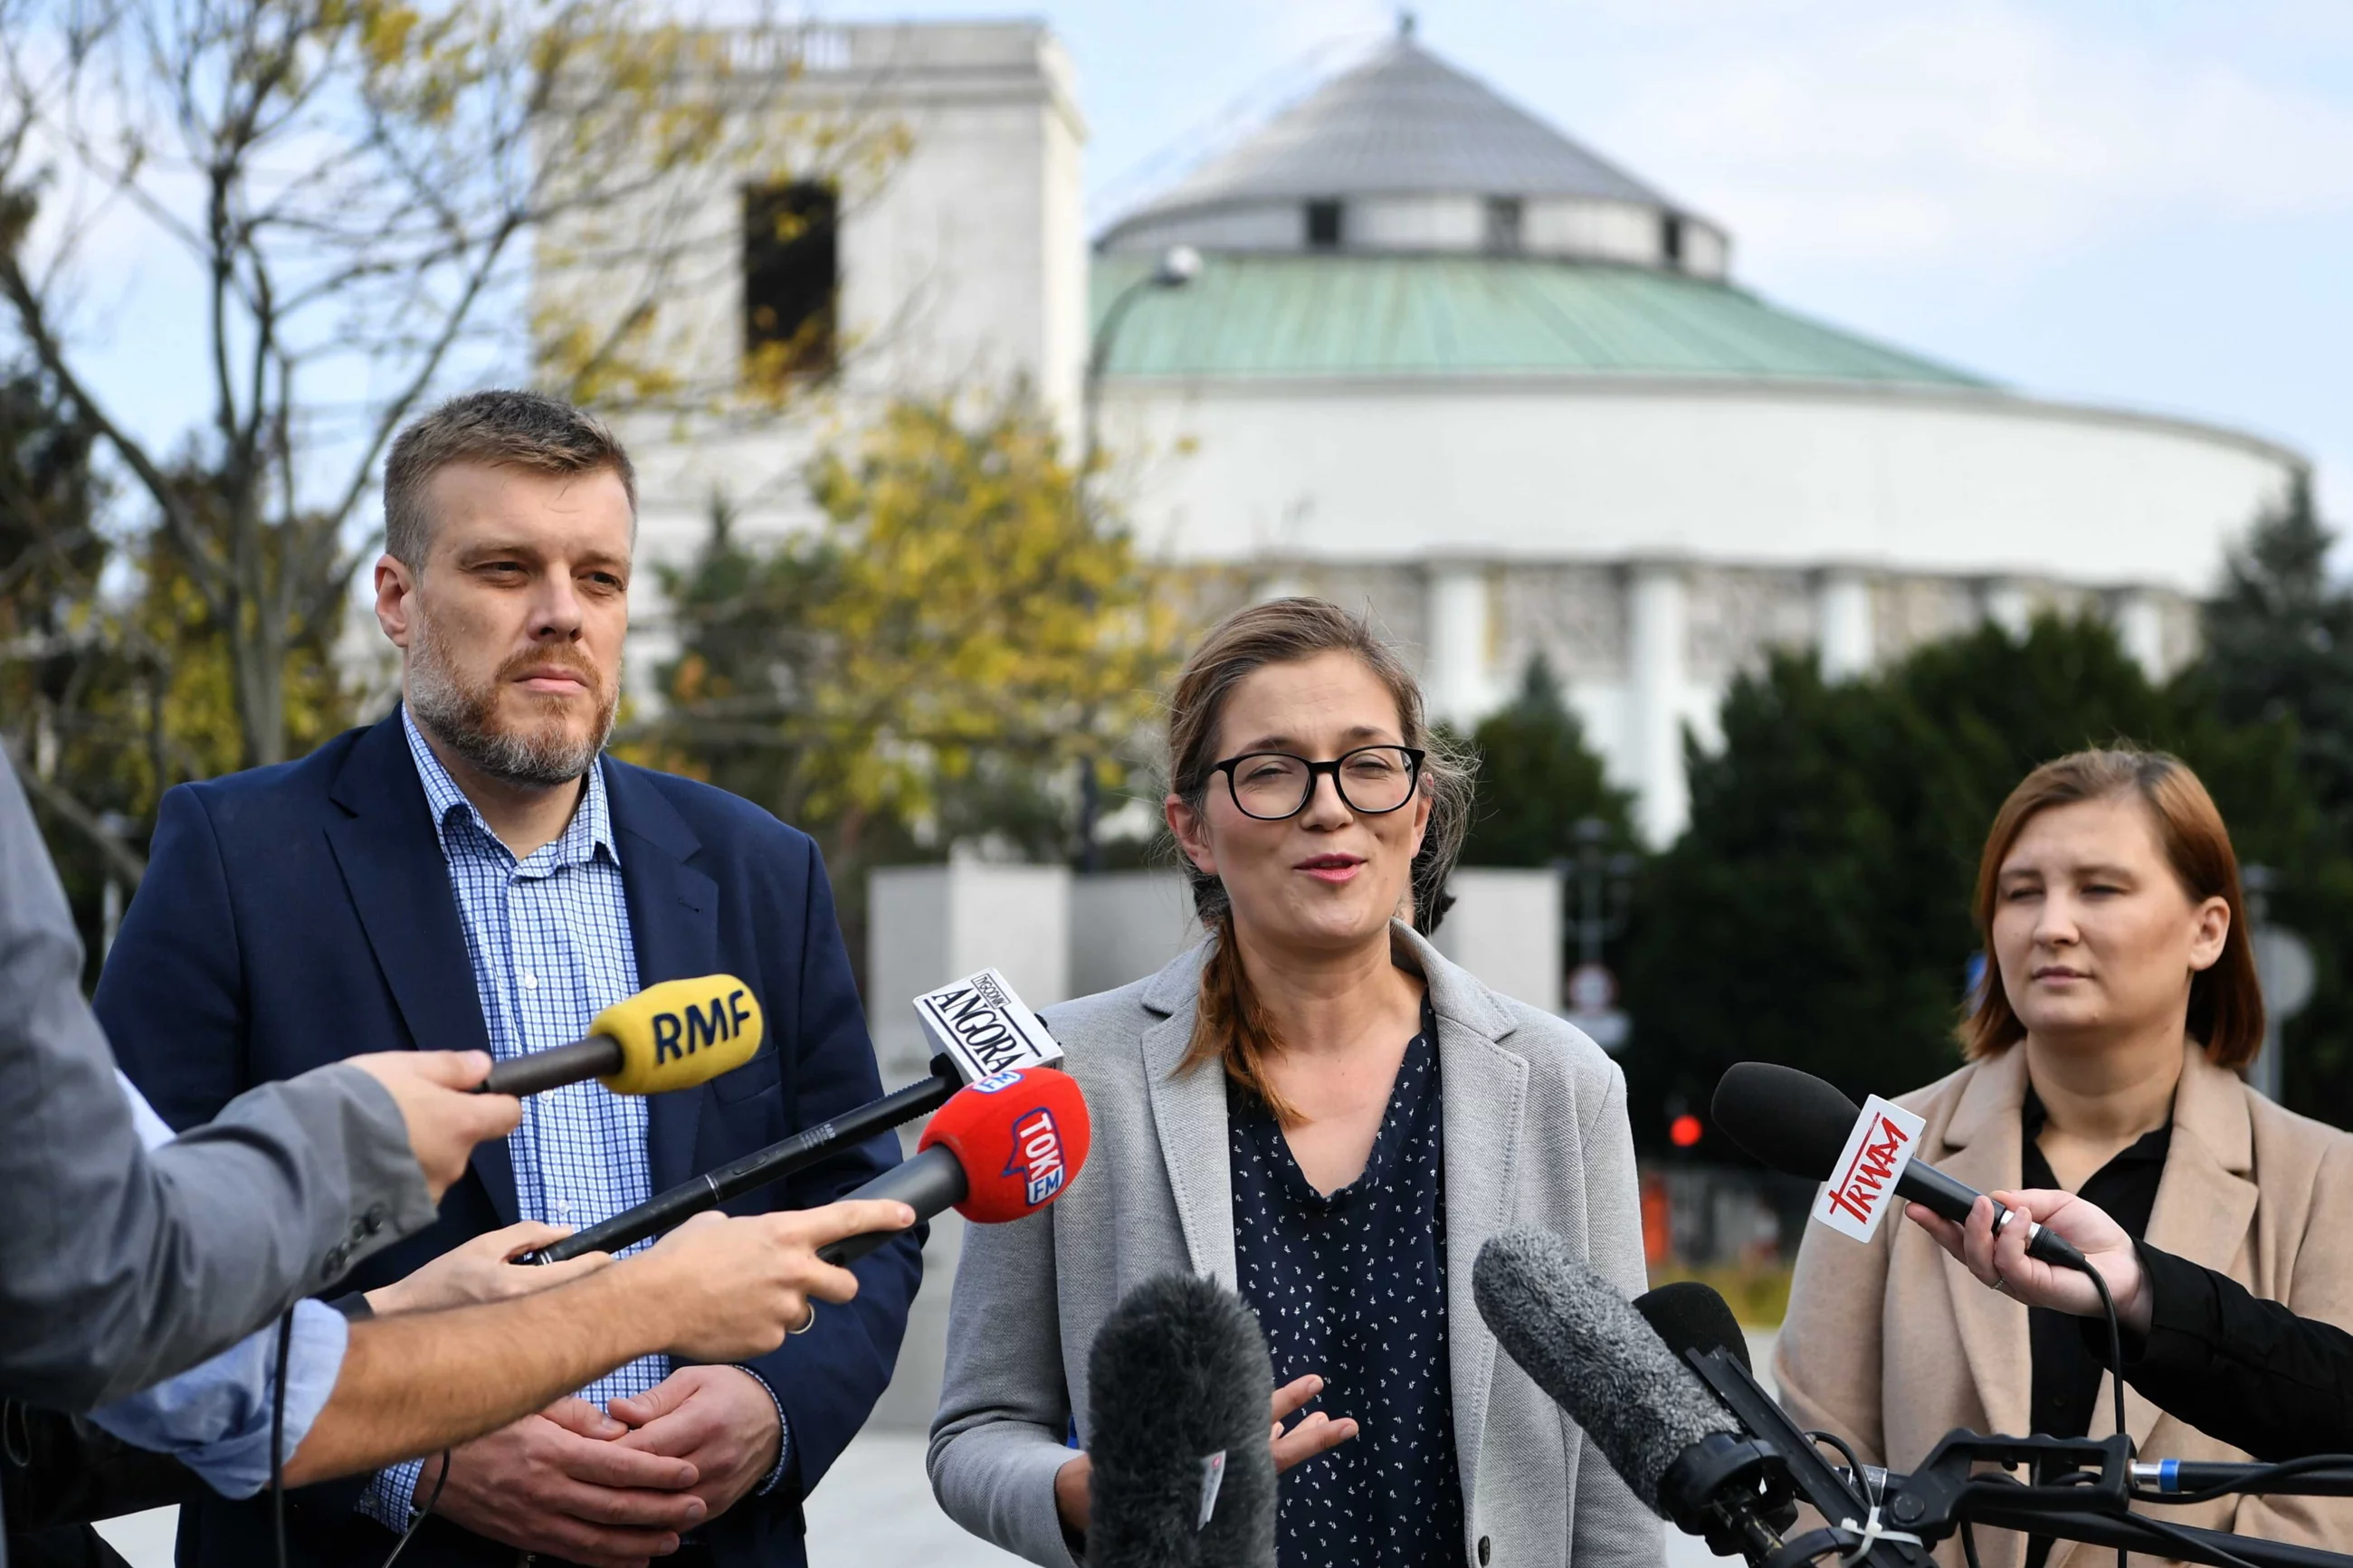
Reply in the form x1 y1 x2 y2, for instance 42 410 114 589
100 390 920 1568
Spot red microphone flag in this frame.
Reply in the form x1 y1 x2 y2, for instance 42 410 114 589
920 1065 1093 1223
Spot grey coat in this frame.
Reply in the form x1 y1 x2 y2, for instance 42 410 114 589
0 749 434 1414
929 924 1663 1568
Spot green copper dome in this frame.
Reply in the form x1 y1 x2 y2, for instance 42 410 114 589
1091 252 1989 388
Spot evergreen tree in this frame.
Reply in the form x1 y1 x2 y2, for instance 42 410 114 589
1456 655 1637 865
2205 477 2353 828
1620 614 2315 1150
2201 478 2353 1120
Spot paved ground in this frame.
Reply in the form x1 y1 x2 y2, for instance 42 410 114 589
92 1331 1777 1568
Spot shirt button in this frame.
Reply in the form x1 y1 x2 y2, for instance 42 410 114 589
520 974 538 989
553 1198 573 1220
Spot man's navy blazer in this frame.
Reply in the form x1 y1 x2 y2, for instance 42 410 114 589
98 712 922 1568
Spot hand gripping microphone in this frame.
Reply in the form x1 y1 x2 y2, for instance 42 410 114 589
478 975 761 1097
1711 1061 2087 1269
1085 1274 1278 1568
814 1065 1092 1266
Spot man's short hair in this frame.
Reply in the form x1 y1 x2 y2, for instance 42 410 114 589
383 389 637 568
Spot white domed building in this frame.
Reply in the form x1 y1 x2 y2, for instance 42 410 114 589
1087 25 2301 841
587 20 2303 847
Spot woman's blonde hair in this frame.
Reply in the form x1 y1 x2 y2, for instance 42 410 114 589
1962 746 2264 1069
1166 598 1474 1119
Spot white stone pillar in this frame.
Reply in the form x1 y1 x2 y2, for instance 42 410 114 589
1628 561 1689 847
1424 562 1492 727
1980 578 2032 640
1815 568 1874 682
2112 589 2166 679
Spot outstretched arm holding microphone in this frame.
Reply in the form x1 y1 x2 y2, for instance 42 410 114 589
1909 1188 2353 1464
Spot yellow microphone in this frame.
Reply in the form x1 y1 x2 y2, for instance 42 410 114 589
477 975 763 1097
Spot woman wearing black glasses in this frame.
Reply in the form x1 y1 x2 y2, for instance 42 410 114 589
929 599 1656 1568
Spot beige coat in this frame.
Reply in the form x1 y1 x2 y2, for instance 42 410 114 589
1776 1040 2353 1568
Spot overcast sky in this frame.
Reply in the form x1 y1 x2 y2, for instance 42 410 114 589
830 0 2353 525
53 0 2353 533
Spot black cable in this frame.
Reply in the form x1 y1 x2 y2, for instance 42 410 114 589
1963 1518 1986 1568
270 1307 293 1568
2079 1256 2128 1568
377 1449 450 1568
1809 1427 1870 1487
2131 1455 2353 1507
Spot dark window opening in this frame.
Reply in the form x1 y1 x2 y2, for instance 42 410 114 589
1661 212 1685 270
1484 196 1523 253
744 181 837 379
1305 198 1344 251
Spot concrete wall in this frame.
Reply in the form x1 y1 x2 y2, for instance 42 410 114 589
1432 867 1564 1010
868 861 1072 1082
1068 870 1201 998
546 20 1091 538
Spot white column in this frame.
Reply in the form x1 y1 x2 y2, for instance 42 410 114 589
2112 589 2167 679
1628 561 1689 847
1815 568 1874 682
1980 578 2032 640
1424 562 1492 727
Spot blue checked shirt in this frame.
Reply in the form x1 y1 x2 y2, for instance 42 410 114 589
359 710 787 1532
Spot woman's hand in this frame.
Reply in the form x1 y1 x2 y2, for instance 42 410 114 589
1905 1191 2151 1334
364 1221 612 1315
1051 1373 1362 1538
1267 1373 1358 1471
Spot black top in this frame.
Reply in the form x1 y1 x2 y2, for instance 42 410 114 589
2019 1086 2172 1568
1228 1000 1465 1568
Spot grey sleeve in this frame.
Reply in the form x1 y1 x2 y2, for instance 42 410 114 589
0 752 433 1410
929 1209 1084 1568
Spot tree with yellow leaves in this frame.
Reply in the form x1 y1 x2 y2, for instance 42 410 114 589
646 385 1182 882
0 0 898 879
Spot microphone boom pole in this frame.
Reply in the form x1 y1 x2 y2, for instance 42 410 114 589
532 1067 960 1262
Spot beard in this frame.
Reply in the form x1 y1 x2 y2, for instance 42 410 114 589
405 614 618 788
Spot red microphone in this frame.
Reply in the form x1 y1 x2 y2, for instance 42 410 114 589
817 1066 1091 1264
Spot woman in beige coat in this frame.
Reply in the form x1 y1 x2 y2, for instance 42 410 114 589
1776 747 2353 1568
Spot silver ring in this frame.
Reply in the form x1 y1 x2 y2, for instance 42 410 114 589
788 1302 817 1335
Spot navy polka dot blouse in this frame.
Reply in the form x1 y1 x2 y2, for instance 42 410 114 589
1228 1000 1465 1567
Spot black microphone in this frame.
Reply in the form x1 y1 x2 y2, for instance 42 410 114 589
1086 1274 1277 1568
1711 1061 2088 1270
1635 1280 1754 1374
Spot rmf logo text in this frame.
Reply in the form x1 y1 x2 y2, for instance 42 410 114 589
652 988 755 1064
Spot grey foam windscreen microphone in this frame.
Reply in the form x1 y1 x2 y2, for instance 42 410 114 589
1086 1273 1277 1568
1473 1230 1737 1516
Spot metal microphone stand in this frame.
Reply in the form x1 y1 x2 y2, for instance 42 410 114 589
1679 1347 2353 1568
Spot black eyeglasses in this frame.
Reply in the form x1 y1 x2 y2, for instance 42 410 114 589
1206 746 1426 822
